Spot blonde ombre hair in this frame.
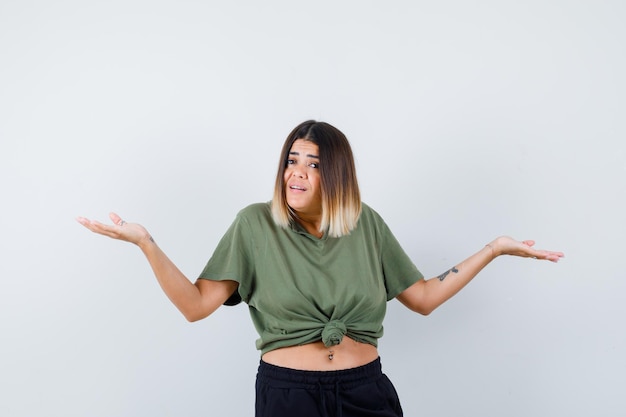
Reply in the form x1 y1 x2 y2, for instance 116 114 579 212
271 120 361 238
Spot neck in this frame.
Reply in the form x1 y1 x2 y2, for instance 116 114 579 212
293 213 323 238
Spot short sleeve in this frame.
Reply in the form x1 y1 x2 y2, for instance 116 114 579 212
379 220 424 300
198 212 255 306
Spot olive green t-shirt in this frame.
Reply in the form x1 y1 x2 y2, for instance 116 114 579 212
198 202 423 354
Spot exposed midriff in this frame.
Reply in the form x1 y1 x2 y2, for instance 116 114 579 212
261 338 379 371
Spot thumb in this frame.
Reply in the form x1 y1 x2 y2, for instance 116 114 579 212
109 212 123 225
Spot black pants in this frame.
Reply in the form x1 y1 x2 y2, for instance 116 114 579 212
255 357 403 417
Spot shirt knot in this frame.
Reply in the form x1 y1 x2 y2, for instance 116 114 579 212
321 320 347 347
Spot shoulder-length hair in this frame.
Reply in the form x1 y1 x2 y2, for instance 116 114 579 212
271 120 361 238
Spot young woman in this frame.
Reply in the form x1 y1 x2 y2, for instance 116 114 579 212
77 120 564 417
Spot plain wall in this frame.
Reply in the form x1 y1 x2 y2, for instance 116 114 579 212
1 1 624 416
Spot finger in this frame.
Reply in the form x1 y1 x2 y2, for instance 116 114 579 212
77 216 106 234
76 216 131 241
543 254 561 263
109 212 123 226
76 216 90 226
76 217 102 233
522 240 535 247
535 250 565 262
86 219 130 240
546 251 565 261
86 219 116 235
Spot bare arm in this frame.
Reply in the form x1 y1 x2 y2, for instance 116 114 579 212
76 212 237 322
396 236 564 315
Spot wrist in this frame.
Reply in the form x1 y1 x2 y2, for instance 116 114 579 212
485 242 498 259
137 233 156 251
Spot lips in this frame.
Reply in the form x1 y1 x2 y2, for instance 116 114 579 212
288 183 307 191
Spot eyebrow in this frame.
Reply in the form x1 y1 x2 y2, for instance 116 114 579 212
289 151 319 159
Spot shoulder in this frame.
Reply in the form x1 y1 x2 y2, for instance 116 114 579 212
357 203 398 243
237 202 272 218
216 203 274 247
234 202 274 228
359 202 386 225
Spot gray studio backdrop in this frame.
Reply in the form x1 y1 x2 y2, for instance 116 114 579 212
1 1 624 416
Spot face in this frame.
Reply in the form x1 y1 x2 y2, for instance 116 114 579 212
284 139 322 218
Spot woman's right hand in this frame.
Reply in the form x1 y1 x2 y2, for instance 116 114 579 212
76 212 153 247
77 212 237 321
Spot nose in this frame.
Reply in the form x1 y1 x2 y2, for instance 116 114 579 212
291 166 306 179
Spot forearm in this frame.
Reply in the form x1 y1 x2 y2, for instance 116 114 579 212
423 244 495 312
397 235 563 315
139 237 204 321
398 244 496 315
77 213 235 321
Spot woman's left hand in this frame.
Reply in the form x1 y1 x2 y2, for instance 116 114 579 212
488 236 564 263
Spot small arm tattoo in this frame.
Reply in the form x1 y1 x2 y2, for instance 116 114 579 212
437 266 459 281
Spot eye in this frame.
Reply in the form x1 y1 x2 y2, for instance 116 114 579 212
286 159 295 165
308 162 319 169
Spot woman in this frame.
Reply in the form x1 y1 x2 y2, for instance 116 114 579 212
77 120 564 417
